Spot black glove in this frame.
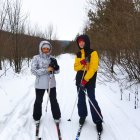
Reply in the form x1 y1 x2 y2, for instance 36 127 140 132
49 58 59 71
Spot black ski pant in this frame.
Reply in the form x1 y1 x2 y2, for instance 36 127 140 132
33 87 61 121
77 85 103 124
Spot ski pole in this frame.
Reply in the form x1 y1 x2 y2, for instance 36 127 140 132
82 90 104 122
38 73 53 140
68 67 86 121
45 72 53 112
67 89 79 121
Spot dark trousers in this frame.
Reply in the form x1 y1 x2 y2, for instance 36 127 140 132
77 85 103 124
33 87 61 121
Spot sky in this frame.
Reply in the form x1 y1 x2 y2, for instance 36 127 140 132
22 0 88 40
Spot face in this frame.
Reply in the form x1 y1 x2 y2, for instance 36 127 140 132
78 40 85 49
41 47 50 54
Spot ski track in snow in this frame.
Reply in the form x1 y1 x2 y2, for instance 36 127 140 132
104 90 140 132
0 84 34 140
0 54 140 140
97 86 140 140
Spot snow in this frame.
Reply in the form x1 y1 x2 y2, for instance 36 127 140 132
0 54 140 140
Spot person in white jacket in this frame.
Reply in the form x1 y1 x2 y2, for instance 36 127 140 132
31 40 61 123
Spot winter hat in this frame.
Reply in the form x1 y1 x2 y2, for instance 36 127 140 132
42 43 51 49
77 37 85 44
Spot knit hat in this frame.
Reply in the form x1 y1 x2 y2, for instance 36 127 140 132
42 43 51 49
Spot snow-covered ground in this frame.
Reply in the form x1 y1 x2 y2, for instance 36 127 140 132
0 54 140 140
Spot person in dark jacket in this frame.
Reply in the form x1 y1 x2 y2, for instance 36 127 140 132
74 34 103 133
31 40 61 125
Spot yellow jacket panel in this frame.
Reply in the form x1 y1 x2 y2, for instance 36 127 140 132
74 49 99 82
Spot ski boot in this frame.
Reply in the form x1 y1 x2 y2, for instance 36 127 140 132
79 117 86 125
96 122 103 133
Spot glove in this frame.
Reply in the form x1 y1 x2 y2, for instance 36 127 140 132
80 57 89 66
80 59 87 66
49 58 59 71
80 79 87 90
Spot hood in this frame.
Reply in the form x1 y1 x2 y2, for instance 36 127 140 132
76 34 90 51
39 40 52 55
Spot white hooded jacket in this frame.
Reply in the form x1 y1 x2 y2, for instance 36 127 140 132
31 40 59 89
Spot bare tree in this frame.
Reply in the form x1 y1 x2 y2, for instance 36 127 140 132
43 24 57 40
6 0 27 73
0 0 9 70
